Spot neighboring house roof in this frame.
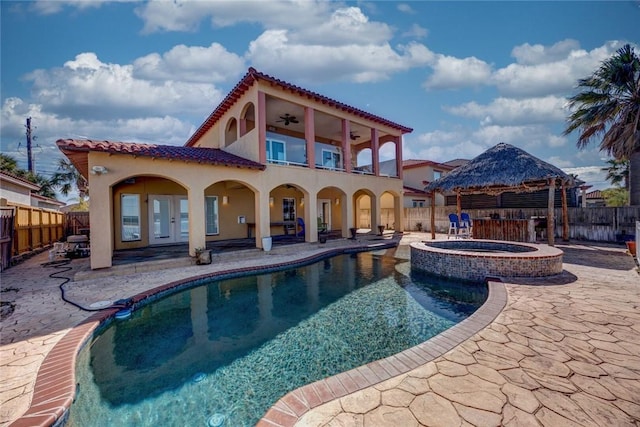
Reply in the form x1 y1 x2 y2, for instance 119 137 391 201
56 139 266 178
0 170 41 191
403 185 430 196
185 67 414 147
442 158 470 168
31 193 65 208
402 159 456 171
425 143 574 195
586 190 604 199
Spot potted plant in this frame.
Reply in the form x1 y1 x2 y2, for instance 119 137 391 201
195 247 212 265
416 222 423 231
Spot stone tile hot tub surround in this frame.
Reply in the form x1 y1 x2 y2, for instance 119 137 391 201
410 240 563 282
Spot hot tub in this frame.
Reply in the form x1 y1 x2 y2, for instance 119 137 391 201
410 240 563 282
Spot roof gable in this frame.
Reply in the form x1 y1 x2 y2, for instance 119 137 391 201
185 67 413 147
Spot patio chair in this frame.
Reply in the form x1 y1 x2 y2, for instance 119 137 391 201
460 212 472 237
448 213 469 239
297 217 305 237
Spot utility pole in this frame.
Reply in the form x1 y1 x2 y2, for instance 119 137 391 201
26 117 34 173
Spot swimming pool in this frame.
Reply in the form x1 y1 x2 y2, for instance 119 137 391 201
67 251 487 427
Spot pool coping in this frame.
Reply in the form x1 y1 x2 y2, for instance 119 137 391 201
7 241 507 427
256 279 507 427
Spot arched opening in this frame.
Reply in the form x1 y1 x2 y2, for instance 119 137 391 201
268 184 307 240
204 180 256 241
225 118 238 147
240 102 255 137
354 189 374 229
380 191 396 230
112 176 188 250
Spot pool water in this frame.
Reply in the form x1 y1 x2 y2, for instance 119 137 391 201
68 251 487 427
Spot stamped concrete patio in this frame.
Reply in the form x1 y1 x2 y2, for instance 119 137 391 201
1 233 639 427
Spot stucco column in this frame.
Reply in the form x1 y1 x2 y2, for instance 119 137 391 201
306 192 318 242
255 190 270 248
371 128 380 176
394 194 402 232
89 172 113 269
395 136 403 179
187 185 206 256
346 192 355 233
258 91 267 164
305 107 315 169
341 120 352 173
371 194 380 231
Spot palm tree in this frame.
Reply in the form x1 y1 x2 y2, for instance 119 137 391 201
50 158 88 200
602 158 629 189
564 44 640 205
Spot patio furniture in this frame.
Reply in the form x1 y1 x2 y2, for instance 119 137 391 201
448 214 469 239
461 212 472 236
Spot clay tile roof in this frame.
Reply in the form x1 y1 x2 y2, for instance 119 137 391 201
56 139 265 177
185 67 413 147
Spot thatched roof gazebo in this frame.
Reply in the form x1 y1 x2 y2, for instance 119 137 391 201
425 143 575 246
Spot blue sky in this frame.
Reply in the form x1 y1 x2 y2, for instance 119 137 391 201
1 1 639 201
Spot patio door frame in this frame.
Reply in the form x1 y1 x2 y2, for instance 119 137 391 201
317 199 332 231
148 195 189 245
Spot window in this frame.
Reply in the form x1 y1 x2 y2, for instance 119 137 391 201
205 196 219 235
433 170 442 180
322 149 341 169
121 194 140 241
266 139 286 163
412 200 425 208
282 197 296 221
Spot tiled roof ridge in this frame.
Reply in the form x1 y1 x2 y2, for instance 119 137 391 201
56 139 265 170
185 67 413 147
0 169 41 189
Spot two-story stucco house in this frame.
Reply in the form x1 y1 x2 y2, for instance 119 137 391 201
57 68 412 269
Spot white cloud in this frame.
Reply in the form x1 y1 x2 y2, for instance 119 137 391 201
292 7 393 46
445 96 566 126
563 165 609 189
423 55 492 90
135 0 334 34
133 43 245 83
402 130 485 163
511 39 581 65
492 40 626 97
397 3 416 14
25 52 223 120
247 31 432 83
1 96 193 177
402 23 428 39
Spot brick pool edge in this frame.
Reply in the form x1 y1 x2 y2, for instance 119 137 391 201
410 240 563 282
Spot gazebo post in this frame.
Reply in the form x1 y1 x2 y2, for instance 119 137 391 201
430 192 436 240
561 181 569 242
456 190 462 220
547 179 555 247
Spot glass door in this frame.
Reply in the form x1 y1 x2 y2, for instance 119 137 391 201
149 195 189 245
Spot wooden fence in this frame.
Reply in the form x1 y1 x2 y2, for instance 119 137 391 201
64 211 90 237
0 207 14 271
0 207 90 267
404 206 640 243
11 204 65 257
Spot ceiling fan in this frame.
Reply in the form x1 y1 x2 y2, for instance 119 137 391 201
276 114 299 126
350 131 361 140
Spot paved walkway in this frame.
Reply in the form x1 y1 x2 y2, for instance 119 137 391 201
1 235 639 426
294 243 640 426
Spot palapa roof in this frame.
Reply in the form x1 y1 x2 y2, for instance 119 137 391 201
425 143 574 195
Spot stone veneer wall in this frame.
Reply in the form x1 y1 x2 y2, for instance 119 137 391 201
410 240 563 282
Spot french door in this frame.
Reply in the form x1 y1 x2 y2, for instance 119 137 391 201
148 195 189 245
